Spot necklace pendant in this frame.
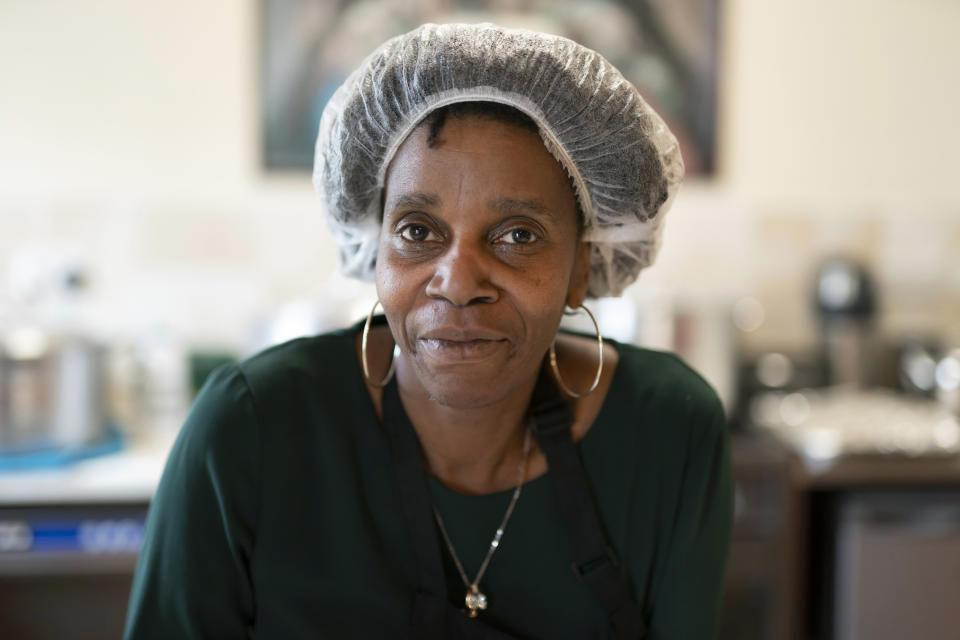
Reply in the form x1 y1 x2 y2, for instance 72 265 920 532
465 584 488 618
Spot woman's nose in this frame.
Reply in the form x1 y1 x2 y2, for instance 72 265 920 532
424 241 499 306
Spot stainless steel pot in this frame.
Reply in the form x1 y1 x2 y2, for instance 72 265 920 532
0 327 107 454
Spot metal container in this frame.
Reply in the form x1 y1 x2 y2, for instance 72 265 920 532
814 257 878 388
0 327 107 454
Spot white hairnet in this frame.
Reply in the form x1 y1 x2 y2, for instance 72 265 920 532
313 22 684 298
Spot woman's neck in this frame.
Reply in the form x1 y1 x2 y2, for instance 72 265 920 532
395 358 537 496
358 325 619 495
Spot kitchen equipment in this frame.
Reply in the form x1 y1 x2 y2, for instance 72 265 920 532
831 491 960 640
0 503 148 640
732 348 826 429
896 337 941 397
935 347 960 417
0 327 108 455
814 257 878 387
1 250 115 457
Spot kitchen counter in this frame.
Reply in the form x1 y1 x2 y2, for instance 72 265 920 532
0 432 175 506
723 431 960 640
793 451 960 488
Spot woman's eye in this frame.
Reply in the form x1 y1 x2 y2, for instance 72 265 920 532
501 228 539 245
399 223 434 242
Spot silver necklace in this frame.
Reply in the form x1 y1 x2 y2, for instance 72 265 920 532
432 426 533 618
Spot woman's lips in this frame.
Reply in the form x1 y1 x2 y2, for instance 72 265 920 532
417 337 508 362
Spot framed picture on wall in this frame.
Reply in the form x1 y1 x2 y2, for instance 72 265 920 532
261 0 720 175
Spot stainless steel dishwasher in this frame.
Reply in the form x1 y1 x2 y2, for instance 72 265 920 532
832 490 960 640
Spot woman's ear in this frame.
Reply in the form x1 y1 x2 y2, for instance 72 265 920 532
565 241 592 308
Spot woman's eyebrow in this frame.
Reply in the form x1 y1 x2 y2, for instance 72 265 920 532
489 196 550 216
387 191 441 211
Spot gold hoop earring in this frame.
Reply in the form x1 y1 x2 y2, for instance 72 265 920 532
361 299 399 388
549 304 603 398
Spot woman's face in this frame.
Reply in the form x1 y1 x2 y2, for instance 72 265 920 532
376 114 590 408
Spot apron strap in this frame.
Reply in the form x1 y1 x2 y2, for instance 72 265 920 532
383 376 521 639
530 369 648 640
382 375 448 639
381 368 647 639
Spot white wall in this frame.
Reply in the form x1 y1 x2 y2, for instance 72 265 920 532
722 0 960 204
2 0 958 351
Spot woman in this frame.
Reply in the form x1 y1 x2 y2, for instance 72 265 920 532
125 23 732 639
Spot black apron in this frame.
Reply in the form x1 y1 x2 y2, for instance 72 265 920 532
381 367 647 639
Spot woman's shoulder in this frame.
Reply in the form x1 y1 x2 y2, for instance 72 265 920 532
184 325 370 454
232 326 358 395
183 326 369 440
608 341 726 431
614 342 717 394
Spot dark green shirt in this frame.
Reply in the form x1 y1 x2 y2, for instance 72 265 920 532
125 323 733 639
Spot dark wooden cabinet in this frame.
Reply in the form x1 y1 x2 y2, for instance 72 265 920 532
722 434 960 640
720 435 804 640
0 503 146 639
